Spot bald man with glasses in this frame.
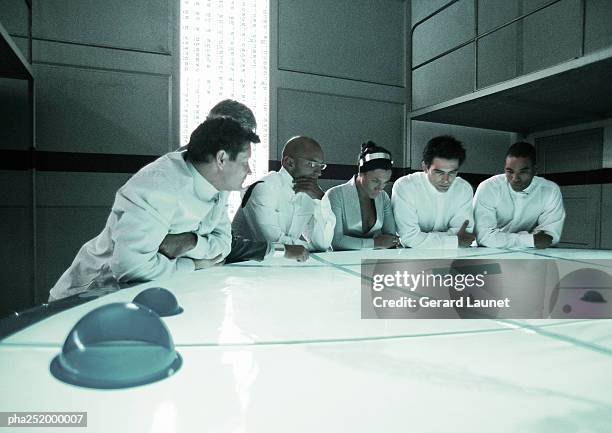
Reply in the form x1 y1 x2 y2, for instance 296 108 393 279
232 136 336 252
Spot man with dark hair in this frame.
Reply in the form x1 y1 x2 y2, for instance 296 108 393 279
232 136 336 252
49 117 259 301
177 98 257 152
473 141 565 249
392 135 475 248
207 99 257 130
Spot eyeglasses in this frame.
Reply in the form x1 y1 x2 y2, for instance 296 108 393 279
295 157 327 170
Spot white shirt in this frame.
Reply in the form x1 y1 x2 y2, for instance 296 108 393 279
473 174 565 248
391 172 474 249
232 167 336 251
325 177 396 250
50 151 232 300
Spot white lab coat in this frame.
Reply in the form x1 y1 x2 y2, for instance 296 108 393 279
231 167 335 252
391 172 474 249
473 174 565 248
49 151 232 300
325 176 396 250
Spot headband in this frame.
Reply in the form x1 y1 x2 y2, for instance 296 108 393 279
359 152 392 166
358 152 393 173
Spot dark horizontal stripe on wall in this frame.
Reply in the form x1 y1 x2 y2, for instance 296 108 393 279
459 173 493 189
543 169 612 186
0 150 157 173
3 151 612 186
36 151 158 173
0 149 33 170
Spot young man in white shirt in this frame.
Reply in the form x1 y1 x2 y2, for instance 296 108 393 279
49 117 260 301
232 136 336 252
473 141 565 249
392 135 475 249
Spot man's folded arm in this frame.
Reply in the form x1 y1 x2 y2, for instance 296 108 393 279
534 186 566 245
473 188 533 248
110 187 195 283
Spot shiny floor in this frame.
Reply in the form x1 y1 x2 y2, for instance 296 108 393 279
1 248 611 432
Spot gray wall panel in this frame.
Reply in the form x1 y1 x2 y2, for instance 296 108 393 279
411 0 453 25
12 35 30 61
478 0 560 34
277 89 404 166
523 0 563 13
0 208 34 314
604 122 612 169
522 0 582 74
558 185 601 248
478 0 519 34
412 43 475 109
535 129 603 173
0 0 29 36
477 23 518 88
35 64 171 154
278 0 404 86
601 184 612 249
0 171 31 206
411 120 512 173
36 207 111 295
585 0 612 54
37 172 132 207
34 0 172 54
33 39 174 75
0 77 29 150
412 0 474 66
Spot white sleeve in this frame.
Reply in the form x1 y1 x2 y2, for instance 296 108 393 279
327 189 374 250
473 183 534 248
381 191 397 236
392 181 458 249
304 194 336 252
110 179 195 283
185 197 232 260
534 185 566 245
242 181 307 246
446 183 474 235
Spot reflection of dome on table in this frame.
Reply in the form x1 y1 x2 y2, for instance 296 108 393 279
50 303 182 389
551 268 612 319
133 287 184 317
580 290 607 303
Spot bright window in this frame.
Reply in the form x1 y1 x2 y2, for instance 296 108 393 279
180 0 269 216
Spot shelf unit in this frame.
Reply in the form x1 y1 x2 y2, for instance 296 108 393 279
411 47 612 134
409 0 612 135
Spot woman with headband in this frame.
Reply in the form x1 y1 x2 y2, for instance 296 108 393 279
325 141 400 250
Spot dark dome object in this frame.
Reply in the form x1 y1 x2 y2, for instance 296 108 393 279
133 287 183 317
50 303 182 389
580 290 607 303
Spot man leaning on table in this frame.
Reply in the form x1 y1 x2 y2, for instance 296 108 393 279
473 141 565 249
232 136 336 252
49 117 259 301
392 135 475 249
